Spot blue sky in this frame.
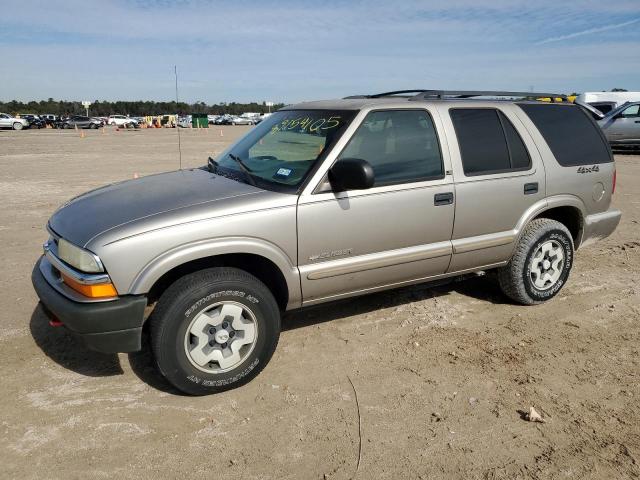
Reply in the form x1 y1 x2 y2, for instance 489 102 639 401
1 0 639 103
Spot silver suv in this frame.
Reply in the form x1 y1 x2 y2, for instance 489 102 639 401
32 90 621 395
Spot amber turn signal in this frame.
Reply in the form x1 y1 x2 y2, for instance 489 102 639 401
61 273 118 298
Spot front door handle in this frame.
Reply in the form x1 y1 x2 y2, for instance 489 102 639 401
524 182 538 195
434 192 454 206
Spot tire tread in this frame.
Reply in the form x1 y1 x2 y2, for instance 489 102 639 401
498 218 572 305
150 267 280 394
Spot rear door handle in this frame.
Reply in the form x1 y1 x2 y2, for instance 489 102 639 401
524 182 538 195
434 192 454 206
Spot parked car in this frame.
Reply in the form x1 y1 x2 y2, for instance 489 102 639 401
19 114 46 129
214 114 233 125
597 101 640 148
208 115 220 125
58 115 103 129
177 116 192 128
31 89 621 395
107 115 138 128
0 113 29 130
575 91 640 115
230 115 255 125
254 113 272 124
39 114 59 127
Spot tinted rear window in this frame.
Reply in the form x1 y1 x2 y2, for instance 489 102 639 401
450 109 531 176
518 104 612 166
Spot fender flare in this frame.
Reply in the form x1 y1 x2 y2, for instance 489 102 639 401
513 194 586 249
128 237 302 309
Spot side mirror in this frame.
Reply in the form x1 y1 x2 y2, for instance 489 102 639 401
328 158 375 191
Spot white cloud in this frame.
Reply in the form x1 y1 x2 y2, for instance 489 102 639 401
537 17 640 45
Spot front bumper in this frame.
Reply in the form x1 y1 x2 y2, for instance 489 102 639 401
581 208 622 248
32 257 147 353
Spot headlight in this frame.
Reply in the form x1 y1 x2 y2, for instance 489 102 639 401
57 238 103 273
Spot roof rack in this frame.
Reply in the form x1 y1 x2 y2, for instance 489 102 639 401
344 90 568 102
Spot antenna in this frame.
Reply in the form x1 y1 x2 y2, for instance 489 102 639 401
174 65 182 170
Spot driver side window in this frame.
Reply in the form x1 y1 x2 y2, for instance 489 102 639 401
337 110 444 187
620 104 640 118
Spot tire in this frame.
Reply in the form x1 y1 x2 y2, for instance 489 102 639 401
63 124 70 129
498 218 574 305
150 267 281 395
13 122 23 131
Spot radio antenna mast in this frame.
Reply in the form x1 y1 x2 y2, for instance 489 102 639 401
174 65 182 170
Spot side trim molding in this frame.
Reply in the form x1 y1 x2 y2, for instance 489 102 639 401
452 230 516 254
302 241 452 280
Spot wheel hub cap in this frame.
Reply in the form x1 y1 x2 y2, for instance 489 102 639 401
530 240 565 291
214 329 229 344
184 301 258 374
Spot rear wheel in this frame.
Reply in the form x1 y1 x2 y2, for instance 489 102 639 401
498 218 574 305
150 267 281 395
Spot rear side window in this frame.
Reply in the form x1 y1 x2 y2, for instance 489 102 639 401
450 109 531 176
518 104 612 166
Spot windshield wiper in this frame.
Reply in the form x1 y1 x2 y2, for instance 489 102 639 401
208 155 257 187
207 156 219 173
226 153 257 187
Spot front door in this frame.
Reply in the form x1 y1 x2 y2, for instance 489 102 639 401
603 104 640 144
297 108 455 305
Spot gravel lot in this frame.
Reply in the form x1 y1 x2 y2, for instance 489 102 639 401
1 127 638 479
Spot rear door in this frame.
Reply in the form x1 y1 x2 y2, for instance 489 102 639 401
0 114 11 128
297 108 455 305
438 104 546 272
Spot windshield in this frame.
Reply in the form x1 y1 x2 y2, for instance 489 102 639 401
213 109 356 192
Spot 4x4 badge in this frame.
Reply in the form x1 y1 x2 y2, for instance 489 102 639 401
577 165 599 174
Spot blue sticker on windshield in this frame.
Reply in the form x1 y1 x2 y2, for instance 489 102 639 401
275 168 292 177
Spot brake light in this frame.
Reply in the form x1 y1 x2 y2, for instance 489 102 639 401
612 168 617 194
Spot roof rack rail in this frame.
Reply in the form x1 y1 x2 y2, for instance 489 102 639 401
344 90 568 102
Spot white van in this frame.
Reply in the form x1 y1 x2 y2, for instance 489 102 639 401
575 92 640 115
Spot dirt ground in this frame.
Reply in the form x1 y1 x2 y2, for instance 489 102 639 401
0 126 638 480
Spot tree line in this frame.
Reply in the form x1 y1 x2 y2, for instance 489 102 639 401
0 98 286 116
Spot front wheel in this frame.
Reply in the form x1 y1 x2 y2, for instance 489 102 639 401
13 122 23 130
498 218 574 305
150 267 281 395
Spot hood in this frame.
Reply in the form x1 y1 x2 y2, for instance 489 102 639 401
49 168 263 247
